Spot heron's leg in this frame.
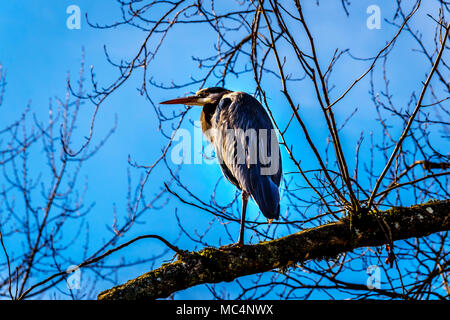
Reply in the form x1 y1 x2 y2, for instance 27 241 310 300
237 192 249 245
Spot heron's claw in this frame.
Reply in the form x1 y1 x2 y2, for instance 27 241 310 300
220 242 244 251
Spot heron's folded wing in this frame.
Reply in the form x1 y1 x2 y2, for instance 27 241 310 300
213 92 282 219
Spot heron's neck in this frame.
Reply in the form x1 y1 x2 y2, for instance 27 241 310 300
200 103 217 133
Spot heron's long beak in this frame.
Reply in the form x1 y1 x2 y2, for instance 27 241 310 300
160 96 208 106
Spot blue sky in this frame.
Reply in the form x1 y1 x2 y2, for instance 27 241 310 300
0 1 448 299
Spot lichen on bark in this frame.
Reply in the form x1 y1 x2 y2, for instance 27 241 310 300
97 199 449 300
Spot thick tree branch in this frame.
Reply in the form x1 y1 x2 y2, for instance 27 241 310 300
98 200 449 300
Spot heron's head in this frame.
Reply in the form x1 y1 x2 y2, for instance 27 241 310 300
160 87 231 107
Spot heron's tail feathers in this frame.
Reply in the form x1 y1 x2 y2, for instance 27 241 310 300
249 176 280 220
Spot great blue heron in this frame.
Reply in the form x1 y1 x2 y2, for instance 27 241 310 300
161 87 282 246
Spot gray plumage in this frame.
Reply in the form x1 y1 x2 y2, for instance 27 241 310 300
208 91 282 220
161 87 282 245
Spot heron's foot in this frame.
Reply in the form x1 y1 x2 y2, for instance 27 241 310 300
219 242 244 251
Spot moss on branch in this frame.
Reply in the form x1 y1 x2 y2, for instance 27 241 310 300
97 199 449 300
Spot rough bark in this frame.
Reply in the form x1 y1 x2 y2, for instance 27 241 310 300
97 199 449 300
